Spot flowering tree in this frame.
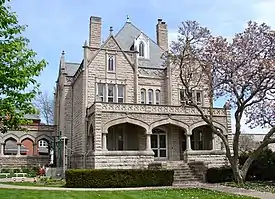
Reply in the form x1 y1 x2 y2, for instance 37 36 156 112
165 20 275 184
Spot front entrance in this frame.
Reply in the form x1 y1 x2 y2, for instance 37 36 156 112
151 129 167 159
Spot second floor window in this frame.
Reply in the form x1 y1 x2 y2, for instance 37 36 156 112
108 84 115 102
108 55 115 72
118 85 124 103
98 83 105 102
141 89 146 104
180 89 203 105
156 90 160 105
97 83 125 103
148 89 153 104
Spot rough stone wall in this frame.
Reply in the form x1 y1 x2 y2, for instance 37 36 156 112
72 72 84 155
63 86 73 150
0 156 49 168
93 152 154 169
187 151 229 168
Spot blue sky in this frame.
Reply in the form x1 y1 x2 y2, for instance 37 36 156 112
9 0 275 132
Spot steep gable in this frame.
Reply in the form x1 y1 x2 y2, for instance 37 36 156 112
115 22 165 69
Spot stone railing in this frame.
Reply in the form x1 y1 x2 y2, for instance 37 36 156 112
87 102 227 117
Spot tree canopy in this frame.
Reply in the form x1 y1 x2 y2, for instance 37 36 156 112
0 0 46 132
165 20 275 184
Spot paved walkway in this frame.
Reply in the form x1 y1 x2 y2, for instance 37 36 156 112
0 182 274 199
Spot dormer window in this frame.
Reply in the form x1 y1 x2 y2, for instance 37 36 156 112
139 42 145 57
107 55 115 72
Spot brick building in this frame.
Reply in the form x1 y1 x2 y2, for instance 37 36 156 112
55 16 232 170
0 114 56 168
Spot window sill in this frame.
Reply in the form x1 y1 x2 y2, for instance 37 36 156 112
107 71 116 74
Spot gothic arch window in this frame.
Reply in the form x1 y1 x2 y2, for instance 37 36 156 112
141 89 146 104
139 42 145 57
108 55 115 72
155 89 160 105
148 89 153 104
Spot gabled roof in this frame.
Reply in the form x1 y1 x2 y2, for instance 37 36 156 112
65 62 80 77
115 22 165 69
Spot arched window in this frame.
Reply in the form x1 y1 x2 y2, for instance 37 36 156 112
108 55 115 71
141 89 146 104
155 90 160 105
148 89 153 104
139 42 145 57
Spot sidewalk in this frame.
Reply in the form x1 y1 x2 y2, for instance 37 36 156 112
0 182 275 199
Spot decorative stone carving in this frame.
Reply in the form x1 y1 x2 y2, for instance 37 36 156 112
105 38 119 50
138 68 165 78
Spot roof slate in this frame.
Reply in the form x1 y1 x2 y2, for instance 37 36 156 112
65 62 80 76
115 22 165 68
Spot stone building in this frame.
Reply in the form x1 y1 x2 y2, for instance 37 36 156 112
55 16 232 170
0 114 56 168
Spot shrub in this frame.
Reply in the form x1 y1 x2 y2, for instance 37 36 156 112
13 168 20 173
206 167 233 183
65 169 174 188
239 149 275 181
0 169 9 173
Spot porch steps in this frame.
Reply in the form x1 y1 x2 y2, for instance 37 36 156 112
165 161 202 185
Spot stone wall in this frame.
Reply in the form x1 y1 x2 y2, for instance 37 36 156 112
93 151 154 169
0 156 49 168
186 150 229 168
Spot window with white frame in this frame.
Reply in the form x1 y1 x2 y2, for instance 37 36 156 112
107 55 115 72
108 84 115 102
155 90 160 105
141 89 146 104
97 84 125 103
139 42 145 57
117 85 124 103
180 89 203 105
196 91 202 105
38 140 48 147
148 89 153 104
97 83 105 102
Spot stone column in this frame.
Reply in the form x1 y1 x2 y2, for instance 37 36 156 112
146 134 152 151
212 134 215 150
102 132 107 151
0 143 4 156
186 133 192 151
33 143 37 156
17 143 21 156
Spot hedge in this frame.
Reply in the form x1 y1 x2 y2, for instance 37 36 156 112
206 167 233 183
65 169 174 188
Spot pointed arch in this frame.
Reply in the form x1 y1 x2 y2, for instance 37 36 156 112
149 118 188 133
35 134 52 143
189 121 227 135
103 117 149 133
139 41 145 57
3 134 19 143
19 134 35 143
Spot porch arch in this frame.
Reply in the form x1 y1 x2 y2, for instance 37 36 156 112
19 134 35 143
35 134 52 143
149 118 188 133
3 133 19 143
189 121 227 135
102 117 149 133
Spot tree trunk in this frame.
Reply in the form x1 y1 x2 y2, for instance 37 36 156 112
230 158 244 184
240 155 255 181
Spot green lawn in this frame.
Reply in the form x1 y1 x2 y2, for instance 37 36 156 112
224 181 275 193
0 188 256 199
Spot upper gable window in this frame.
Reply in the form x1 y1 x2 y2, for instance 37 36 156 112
139 42 145 57
107 55 115 72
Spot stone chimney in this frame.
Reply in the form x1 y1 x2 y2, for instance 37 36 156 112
156 19 168 51
89 16 102 47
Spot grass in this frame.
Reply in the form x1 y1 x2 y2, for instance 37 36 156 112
0 188 256 199
223 181 275 193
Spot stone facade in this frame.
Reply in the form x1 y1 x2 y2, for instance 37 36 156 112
55 16 232 170
0 120 56 168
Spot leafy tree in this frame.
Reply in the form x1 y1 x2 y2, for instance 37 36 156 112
34 91 54 125
0 0 46 133
165 20 275 184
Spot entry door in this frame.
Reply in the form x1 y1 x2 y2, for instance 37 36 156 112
151 130 167 159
